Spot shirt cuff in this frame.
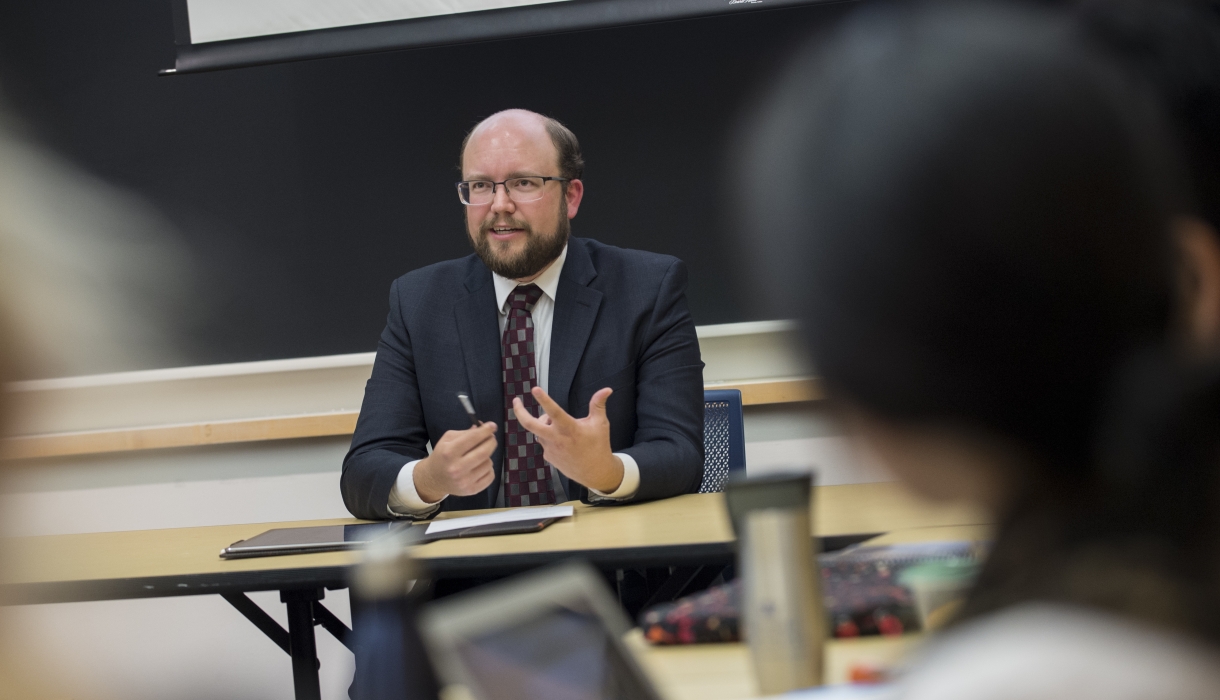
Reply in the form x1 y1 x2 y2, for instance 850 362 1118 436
588 453 640 500
388 460 445 518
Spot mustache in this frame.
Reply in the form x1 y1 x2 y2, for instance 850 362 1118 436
479 217 532 236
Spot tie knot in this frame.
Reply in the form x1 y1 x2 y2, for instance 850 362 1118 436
506 284 544 312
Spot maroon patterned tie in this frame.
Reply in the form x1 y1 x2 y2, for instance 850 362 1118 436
501 284 555 506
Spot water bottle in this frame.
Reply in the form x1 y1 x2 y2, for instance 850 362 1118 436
349 530 440 700
728 472 825 694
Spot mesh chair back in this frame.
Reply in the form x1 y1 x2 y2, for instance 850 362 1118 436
699 389 746 493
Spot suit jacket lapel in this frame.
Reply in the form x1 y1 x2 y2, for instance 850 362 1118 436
549 239 602 417
454 261 504 509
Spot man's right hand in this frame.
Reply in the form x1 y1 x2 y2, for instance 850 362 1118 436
413 422 498 503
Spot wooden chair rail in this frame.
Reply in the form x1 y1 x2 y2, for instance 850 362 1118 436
3 377 822 461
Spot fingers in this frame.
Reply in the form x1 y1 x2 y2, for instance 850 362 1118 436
462 421 497 454
530 387 574 426
513 396 552 436
462 430 498 461
438 422 498 455
420 422 500 498
472 466 494 493
447 432 497 495
587 387 613 419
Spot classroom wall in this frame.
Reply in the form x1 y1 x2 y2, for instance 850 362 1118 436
0 0 855 376
0 321 885 700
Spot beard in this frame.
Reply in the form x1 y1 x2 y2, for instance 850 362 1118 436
469 201 570 280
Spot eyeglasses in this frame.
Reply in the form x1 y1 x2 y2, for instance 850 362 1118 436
455 176 570 206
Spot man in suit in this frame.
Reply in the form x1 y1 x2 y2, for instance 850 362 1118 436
341 109 704 519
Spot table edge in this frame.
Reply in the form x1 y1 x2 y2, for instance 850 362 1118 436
1 533 879 604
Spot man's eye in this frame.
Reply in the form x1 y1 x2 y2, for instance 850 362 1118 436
468 182 492 192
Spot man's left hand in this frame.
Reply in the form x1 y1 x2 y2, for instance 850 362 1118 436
512 386 624 494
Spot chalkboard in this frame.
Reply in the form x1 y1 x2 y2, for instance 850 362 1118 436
0 0 851 369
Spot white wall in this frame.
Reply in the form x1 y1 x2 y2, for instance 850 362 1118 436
6 320 811 436
0 322 881 700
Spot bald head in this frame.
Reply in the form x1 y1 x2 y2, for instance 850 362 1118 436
460 109 583 181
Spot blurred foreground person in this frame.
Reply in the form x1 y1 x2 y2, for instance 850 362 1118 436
0 126 62 700
0 110 186 697
0 234 59 700
1076 0 1220 355
741 2 1220 698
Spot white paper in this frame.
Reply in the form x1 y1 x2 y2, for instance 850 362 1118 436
424 504 574 535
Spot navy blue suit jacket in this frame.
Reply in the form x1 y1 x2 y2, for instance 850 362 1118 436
341 237 705 519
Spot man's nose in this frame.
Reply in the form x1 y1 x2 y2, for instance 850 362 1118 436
490 183 515 213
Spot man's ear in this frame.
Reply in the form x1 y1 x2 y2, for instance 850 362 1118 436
1176 217 1220 354
565 179 584 220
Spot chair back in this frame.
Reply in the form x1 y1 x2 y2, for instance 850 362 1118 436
699 389 746 493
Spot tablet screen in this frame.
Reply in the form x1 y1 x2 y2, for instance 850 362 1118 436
231 522 393 550
456 605 650 700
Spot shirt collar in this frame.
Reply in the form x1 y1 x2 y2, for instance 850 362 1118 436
492 244 568 315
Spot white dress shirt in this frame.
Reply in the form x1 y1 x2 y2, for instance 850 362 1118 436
388 245 641 516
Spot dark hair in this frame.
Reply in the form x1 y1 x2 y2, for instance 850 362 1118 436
1075 0 1220 230
542 117 584 181
459 111 584 181
740 1 1220 636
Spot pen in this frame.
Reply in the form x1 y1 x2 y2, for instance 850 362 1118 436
456 392 483 427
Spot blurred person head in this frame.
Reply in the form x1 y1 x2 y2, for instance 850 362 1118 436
740 0 1220 639
1074 0 1220 354
459 109 585 282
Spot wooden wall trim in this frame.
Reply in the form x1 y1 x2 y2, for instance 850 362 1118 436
2 378 821 461
2 412 361 461
709 377 822 406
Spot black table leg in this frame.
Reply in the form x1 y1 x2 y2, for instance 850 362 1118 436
223 592 291 654
282 588 323 700
313 599 355 652
224 588 354 700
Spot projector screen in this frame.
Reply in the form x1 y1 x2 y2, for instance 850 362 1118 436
166 0 839 74
187 0 573 44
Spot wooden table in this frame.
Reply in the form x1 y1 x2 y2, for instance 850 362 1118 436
0 484 986 700
626 631 924 700
0 484 985 603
